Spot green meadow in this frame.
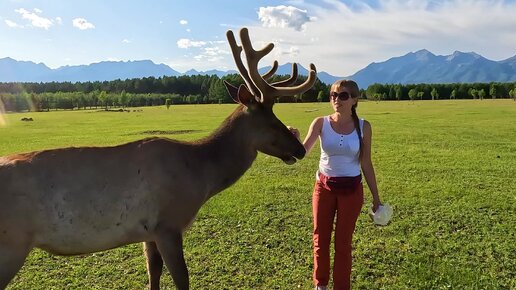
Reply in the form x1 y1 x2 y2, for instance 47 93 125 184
1 100 515 289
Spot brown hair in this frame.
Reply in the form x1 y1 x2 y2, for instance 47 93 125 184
331 79 363 160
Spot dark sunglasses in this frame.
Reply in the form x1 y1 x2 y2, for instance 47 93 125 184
330 91 351 101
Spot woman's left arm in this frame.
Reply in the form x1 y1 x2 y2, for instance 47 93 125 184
361 121 382 211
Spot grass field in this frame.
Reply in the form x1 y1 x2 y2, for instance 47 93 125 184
1 100 515 289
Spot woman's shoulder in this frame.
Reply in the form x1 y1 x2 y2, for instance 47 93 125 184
309 116 326 131
361 119 372 135
312 116 326 125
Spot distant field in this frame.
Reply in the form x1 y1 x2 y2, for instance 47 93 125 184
1 100 515 289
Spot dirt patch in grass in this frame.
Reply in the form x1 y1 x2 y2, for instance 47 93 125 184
95 109 144 113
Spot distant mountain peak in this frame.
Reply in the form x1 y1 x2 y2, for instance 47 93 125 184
414 49 433 55
446 50 483 61
184 69 200 75
0 57 46 66
413 49 436 61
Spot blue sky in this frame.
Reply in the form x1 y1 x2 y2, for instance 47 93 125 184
1 0 515 76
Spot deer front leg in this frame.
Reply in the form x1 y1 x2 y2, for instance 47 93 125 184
155 230 189 290
0 243 30 290
143 242 164 290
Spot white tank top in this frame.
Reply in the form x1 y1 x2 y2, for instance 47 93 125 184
318 116 364 177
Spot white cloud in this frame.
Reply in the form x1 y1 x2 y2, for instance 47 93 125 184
242 0 516 76
15 8 54 29
177 38 207 48
72 18 95 30
258 5 315 31
179 20 188 25
172 37 231 69
55 17 62 25
193 54 224 63
281 46 300 56
195 44 230 63
122 39 131 43
5 19 23 28
203 46 230 57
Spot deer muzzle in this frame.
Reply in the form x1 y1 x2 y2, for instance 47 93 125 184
281 143 306 165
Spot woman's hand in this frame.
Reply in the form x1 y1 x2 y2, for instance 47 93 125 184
287 126 300 141
372 197 382 212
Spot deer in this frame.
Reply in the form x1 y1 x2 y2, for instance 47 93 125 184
0 28 316 290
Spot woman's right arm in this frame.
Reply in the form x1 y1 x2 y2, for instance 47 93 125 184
302 117 324 154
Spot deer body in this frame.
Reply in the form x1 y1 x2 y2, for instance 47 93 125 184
0 28 316 290
1 138 227 255
0 106 262 250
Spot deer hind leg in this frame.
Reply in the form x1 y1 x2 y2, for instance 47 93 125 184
0 243 30 290
143 242 164 290
155 230 189 290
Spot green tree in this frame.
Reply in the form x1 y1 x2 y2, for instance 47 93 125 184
98 91 108 109
510 89 516 100
119 90 129 108
209 78 230 103
27 92 40 112
388 86 395 100
408 89 418 101
372 93 382 102
489 84 497 99
366 83 385 100
450 89 456 99
431 88 439 100
395 85 402 100
76 92 87 109
186 94 201 104
317 91 324 102
478 89 486 100
469 88 478 99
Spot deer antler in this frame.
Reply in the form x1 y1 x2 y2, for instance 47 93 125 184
261 60 278 80
271 63 298 87
226 28 317 103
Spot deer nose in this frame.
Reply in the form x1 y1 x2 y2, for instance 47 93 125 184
294 146 306 160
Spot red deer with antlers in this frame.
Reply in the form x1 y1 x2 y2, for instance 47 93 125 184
0 28 316 290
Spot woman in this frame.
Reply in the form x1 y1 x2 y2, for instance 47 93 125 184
290 80 382 290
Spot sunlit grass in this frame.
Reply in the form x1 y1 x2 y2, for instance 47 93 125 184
1 100 515 289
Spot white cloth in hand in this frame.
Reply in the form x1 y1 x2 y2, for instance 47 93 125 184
368 203 393 226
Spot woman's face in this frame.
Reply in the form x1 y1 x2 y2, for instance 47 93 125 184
330 86 357 112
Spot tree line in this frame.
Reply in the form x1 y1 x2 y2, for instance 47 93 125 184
365 82 516 101
0 74 329 112
0 74 515 112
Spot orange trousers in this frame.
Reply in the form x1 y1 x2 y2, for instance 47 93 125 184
312 178 364 290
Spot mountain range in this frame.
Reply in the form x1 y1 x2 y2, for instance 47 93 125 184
349 49 516 87
1 49 515 88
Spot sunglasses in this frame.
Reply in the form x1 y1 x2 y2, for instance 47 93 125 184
330 91 351 101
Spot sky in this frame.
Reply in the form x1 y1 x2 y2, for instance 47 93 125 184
1 0 515 76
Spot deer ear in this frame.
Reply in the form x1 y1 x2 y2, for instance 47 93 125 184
223 80 240 103
237 84 256 106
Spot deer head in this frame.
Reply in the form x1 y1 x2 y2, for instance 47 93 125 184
224 28 317 164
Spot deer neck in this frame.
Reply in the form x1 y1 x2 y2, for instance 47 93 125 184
196 105 257 199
